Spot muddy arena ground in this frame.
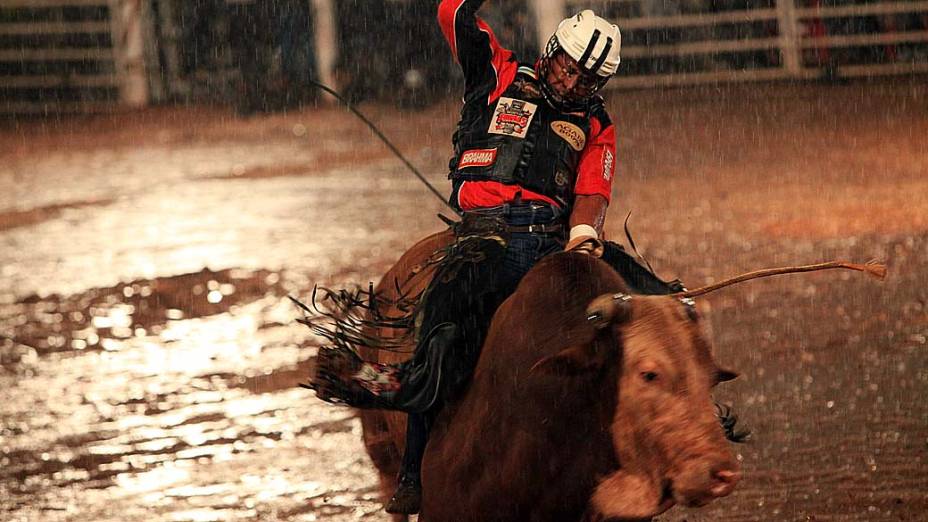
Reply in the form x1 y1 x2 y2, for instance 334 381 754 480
1 78 926 521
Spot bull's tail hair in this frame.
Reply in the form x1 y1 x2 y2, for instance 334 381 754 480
715 402 751 444
289 282 423 354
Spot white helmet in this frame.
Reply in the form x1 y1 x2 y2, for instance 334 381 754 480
539 10 621 110
554 10 622 78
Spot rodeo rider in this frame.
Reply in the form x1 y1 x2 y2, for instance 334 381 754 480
308 0 682 514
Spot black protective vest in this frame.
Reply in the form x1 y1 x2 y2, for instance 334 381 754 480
449 66 595 210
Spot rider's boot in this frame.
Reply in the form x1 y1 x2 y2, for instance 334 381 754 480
305 345 403 409
385 473 422 515
306 322 459 412
385 412 430 514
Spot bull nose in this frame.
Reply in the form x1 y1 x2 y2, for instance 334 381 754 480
709 468 740 497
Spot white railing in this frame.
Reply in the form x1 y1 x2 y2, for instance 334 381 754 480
560 0 928 87
2 0 926 114
0 0 149 114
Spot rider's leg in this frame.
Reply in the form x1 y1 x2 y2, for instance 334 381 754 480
307 233 505 411
381 207 563 514
383 238 508 514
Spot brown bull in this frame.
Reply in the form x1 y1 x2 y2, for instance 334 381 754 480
357 231 740 521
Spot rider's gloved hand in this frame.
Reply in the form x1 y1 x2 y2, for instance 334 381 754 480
565 224 604 257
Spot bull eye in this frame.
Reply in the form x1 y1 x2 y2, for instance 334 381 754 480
641 371 659 383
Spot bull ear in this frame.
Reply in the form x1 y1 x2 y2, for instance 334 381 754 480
716 367 739 383
586 293 633 330
530 344 600 376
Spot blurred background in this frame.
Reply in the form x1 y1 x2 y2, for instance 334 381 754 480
1 1 926 521
2 0 927 114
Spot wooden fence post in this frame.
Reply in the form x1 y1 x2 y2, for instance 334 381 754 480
312 0 337 103
109 0 149 107
153 0 187 100
776 0 802 76
528 0 566 53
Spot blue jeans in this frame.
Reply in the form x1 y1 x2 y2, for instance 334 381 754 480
468 202 564 292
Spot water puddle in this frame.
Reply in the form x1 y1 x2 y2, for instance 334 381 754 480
1 268 286 359
0 198 114 232
0 265 385 521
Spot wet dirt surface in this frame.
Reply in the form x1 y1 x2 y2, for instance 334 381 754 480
1 78 927 521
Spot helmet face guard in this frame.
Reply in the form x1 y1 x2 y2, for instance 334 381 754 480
539 36 611 111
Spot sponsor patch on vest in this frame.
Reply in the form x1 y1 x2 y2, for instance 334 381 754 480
488 97 537 139
555 170 569 187
603 149 615 181
458 148 498 169
550 121 586 151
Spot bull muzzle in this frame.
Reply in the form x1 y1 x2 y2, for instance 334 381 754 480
671 459 741 507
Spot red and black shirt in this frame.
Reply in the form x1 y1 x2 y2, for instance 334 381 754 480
438 0 617 212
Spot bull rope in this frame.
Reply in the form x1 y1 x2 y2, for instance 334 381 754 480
671 261 887 299
307 79 461 217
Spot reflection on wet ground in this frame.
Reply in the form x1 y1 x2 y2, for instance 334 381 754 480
2 82 927 521
1 264 386 521
0 104 449 520
0 199 115 232
0 260 375 520
3 268 286 356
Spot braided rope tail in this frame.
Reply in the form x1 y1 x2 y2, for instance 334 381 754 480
307 79 461 219
670 261 887 299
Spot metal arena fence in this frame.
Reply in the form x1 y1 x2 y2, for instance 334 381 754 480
1 0 926 114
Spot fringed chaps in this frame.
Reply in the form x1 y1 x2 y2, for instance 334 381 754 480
299 215 510 412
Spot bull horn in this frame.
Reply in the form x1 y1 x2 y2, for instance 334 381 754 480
671 260 887 299
586 293 633 329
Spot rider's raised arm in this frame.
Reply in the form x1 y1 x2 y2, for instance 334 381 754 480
437 0 517 102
